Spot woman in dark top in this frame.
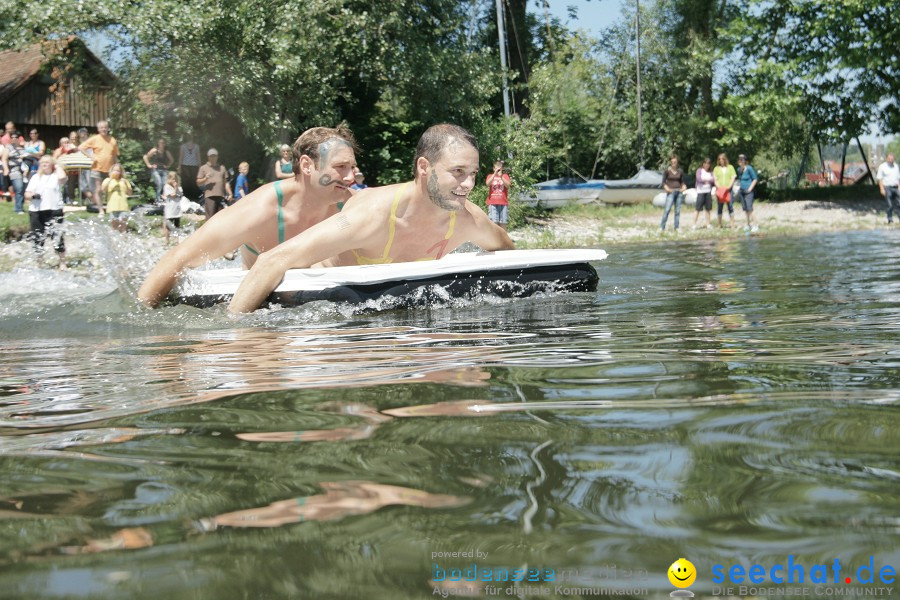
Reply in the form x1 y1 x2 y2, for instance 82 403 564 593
660 154 687 231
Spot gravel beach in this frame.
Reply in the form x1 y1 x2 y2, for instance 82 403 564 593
509 198 895 247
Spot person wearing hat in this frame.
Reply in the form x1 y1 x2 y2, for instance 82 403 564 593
735 154 759 232
196 148 232 219
350 168 368 190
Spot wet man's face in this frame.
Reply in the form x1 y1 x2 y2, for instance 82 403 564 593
426 140 479 212
312 139 356 202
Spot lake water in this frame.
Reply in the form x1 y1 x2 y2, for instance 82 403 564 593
0 229 898 599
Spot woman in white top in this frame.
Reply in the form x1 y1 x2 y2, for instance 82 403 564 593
24 155 68 269
692 157 716 229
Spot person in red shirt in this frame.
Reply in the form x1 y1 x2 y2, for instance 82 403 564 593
485 159 511 230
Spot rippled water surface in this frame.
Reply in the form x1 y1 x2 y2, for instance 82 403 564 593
1 230 898 599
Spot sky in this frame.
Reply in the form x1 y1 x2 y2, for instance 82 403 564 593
537 0 626 35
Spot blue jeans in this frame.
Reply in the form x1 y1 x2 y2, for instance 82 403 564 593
10 177 24 212
660 191 683 230
885 187 900 223
150 168 168 201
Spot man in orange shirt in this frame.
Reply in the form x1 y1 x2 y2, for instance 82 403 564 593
79 120 119 214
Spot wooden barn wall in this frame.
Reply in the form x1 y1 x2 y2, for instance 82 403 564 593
1 77 134 129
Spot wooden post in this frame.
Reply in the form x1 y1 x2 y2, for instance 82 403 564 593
795 135 811 187
816 140 827 185
856 138 876 185
839 140 848 186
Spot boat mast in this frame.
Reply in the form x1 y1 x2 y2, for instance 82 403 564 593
496 0 511 119
635 0 644 168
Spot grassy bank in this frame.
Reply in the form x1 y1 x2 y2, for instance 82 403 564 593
0 202 31 242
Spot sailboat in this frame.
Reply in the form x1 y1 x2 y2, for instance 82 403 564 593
518 1 662 208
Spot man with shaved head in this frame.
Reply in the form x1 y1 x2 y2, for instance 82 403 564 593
228 123 515 313
138 125 359 307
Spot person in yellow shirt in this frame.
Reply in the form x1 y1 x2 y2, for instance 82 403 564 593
101 163 132 232
713 153 737 228
79 120 119 214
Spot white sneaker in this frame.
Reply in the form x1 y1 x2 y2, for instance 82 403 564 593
744 225 751 232
751 225 759 233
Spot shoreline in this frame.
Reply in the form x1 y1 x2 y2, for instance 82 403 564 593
509 198 895 248
0 198 894 271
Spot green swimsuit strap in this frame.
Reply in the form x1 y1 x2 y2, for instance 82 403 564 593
275 180 285 244
243 181 285 256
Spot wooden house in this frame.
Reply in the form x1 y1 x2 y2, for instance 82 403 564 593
0 37 128 147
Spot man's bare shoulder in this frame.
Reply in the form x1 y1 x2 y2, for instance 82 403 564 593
460 200 491 225
341 182 408 213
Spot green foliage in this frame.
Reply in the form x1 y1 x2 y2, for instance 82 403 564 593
767 184 881 203
0 202 30 242
726 0 899 138
886 137 900 158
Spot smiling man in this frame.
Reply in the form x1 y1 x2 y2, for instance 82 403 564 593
137 125 358 307
227 123 515 313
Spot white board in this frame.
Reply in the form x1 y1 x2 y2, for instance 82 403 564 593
175 248 608 308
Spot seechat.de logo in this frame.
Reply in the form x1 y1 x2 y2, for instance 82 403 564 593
668 558 697 598
711 555 896 586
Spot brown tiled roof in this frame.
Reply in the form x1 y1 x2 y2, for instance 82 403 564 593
0 37 112 105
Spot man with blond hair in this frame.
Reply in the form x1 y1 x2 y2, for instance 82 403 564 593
227 123 515 313
138 125 359 307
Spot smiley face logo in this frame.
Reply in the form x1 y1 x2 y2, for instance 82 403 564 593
668 558 697 588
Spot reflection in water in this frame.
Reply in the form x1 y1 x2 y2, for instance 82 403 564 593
0 230 899 596
199 481 469 530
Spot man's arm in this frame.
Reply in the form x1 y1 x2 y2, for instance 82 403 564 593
143 149 154 169
228 209 377 314
137 207 255 307
196 165 208 186
464 204 515 252
1 147 8 177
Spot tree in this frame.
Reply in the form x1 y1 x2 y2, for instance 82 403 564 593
727 0 899 138
1 0 499 185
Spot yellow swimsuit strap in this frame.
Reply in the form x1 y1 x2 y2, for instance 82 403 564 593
351 183 457 265
352 183 406 265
